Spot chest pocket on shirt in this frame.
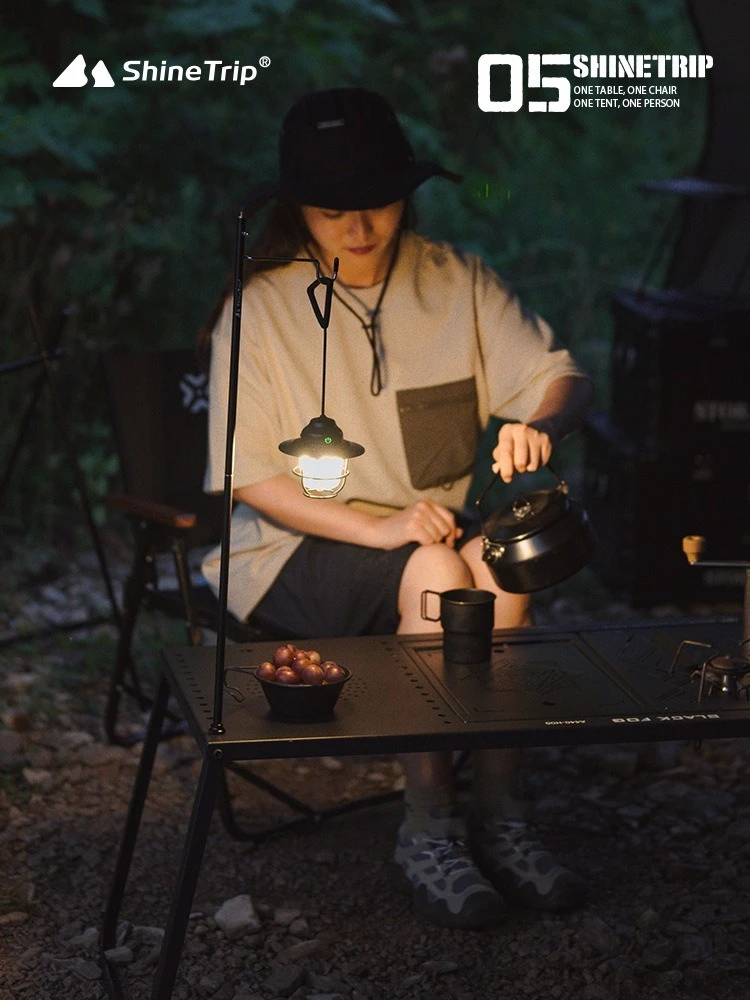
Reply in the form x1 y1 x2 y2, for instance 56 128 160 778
396 377 480 491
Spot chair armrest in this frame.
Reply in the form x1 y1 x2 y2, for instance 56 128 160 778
106 492 197 530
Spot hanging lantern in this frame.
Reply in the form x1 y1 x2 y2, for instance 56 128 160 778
279 414 364 498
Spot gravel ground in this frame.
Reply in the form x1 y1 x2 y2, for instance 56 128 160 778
2 544 750 1000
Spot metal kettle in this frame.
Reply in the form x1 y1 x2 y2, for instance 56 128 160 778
476 466 596 594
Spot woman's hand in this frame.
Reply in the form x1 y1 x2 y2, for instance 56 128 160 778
491 420 554 483
372 499 463 550
490 375 594 483
236 476 461 552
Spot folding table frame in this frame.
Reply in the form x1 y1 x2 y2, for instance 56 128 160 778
101 616 750 999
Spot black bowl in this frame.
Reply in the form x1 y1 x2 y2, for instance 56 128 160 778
254 667 351 720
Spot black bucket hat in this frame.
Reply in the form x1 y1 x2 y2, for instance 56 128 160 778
258 88 462 211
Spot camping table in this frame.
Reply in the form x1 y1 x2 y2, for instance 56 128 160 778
100 616 750 999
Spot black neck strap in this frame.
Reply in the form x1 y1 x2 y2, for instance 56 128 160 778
312 232 401 397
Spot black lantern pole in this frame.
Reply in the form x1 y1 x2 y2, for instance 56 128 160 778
208 203 362 735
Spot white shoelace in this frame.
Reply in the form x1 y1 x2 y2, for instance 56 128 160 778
425 837 473 874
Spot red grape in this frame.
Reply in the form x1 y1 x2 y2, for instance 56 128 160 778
273 645 295 668
256 661 276 681
301 663 325 685
274 666 299 685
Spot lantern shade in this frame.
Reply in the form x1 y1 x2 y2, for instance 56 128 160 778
278 414 365 459
279 414 365 498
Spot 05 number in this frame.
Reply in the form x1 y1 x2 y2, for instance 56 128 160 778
478 54 571 112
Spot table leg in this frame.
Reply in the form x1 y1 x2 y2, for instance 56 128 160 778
102 674 170 953
149 749 221 1000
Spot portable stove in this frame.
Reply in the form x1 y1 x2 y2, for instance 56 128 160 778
668 534 750 703
669 636 750 702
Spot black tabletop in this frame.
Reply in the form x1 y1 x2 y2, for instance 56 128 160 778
162 617 750 760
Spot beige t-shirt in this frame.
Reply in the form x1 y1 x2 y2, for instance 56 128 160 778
202 231 586 620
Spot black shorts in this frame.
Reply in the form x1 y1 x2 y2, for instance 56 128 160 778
250 510 481 639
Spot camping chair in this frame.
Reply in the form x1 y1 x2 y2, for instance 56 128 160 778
102 347 403 841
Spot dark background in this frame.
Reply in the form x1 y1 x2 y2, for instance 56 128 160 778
0 0 707 544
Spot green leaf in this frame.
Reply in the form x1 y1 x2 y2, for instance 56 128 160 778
71 0 107 19
69 180 115 209
337 0 401 25
6 104 116 169
0 60 50 95
0 167 35 210
162 0 271 36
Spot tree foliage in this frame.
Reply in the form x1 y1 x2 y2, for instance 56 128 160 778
0 0 705 536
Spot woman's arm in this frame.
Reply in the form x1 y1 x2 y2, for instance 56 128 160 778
235 475 463 550
492 374 594 482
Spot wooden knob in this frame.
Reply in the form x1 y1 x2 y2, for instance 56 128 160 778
682 535 705 564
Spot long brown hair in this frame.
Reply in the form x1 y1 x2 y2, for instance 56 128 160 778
195 199 310 370
195 197 415 370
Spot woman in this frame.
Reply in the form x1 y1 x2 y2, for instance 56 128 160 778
201 88 594 929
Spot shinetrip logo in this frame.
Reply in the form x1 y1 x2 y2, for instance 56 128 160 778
53 54 115 88
52 54 270 89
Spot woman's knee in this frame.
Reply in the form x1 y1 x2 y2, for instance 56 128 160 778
401 543 473 592
458 536 532 628
397 544 473 630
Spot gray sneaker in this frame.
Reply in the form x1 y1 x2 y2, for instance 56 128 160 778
471 817 587 912
394 814 504 929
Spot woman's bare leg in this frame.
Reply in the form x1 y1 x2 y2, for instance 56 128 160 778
397 544 472 820
456 535 532 629
454 535 529 812
396 539 532 815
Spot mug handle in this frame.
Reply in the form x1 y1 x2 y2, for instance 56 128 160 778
420 590 442 622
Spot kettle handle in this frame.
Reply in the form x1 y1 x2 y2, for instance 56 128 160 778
474 463 566 523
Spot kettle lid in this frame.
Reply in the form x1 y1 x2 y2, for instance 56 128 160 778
483 486 569 543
